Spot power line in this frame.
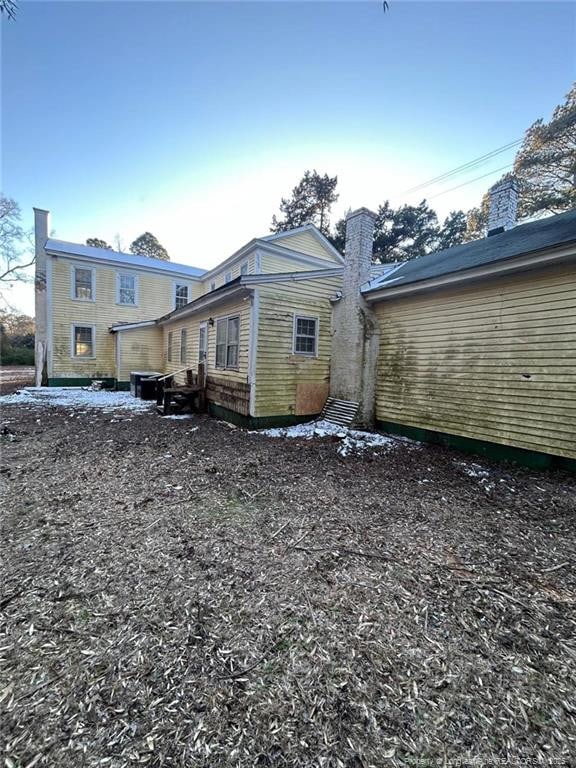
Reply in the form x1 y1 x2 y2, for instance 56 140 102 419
403 139 522 195
426 163 513 200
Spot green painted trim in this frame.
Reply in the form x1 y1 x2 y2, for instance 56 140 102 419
116 381 131 391
48 377 116 389
208 403 318 430
377 420 576 472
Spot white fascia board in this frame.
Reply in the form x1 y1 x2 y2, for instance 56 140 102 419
364 245 576 303
158 285 252 325
47 246 204 282
109 320 158 333
200 239 262 280
248 288 260 416
242 267 343 285
264 223 345 263
200 238 338 280
361 262 405 293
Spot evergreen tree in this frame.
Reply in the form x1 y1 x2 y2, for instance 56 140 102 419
463 192 490 242
86 238 112 250
437 210 468 250
271 170 338 236
514 84 576 218
373 200 439 264
129 232 170 261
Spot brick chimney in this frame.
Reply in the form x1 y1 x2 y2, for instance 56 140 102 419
330 207 379 427
487 178 518 236
34 207 50 386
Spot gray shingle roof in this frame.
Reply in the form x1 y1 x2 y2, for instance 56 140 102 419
45 239 206 278
363 209 576 293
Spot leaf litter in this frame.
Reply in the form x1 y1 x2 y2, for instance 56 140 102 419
1 399 575 766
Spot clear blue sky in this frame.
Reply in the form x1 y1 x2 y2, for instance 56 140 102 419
2 0 575 313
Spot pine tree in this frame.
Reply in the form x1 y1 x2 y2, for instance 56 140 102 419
514 84 576 217
271 170 338 236
437 210 468 250
373 200 439 264
129 232 170 261
86 238 112 250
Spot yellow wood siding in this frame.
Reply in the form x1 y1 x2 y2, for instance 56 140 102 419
162 295 252 386
374 263 576 459
259 253 325 274
269 230 341 262
254 276 341 417
50 257 201 379
116 327 164 382
200 254 257 294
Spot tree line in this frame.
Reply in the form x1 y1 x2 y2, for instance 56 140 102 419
270 84 575 263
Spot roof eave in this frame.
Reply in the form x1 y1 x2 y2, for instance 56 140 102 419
363 242 576 302
157 283 252 325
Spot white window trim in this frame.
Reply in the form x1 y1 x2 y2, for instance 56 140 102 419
70 264 96 302
225 271 233 283
198 322 208 363
180 328 187 364
167 330 174 362
70 323 96 359
173 281 190 310
116 271 139 306
240 261 249 276
210 281 216 291
292 314 319 357
215 314 240 370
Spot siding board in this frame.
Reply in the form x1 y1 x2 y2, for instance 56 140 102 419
374 262 576 459
254 276 340 418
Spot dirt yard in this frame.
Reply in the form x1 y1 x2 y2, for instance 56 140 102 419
0 366 35 395
1 394 575 767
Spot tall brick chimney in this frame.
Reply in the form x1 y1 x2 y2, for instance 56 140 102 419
34 207 50 386
487 177 518 236
330 207 379 427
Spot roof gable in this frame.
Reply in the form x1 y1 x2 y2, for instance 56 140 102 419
263 224 344 264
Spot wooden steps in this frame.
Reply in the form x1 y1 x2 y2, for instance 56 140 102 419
321 397 359 427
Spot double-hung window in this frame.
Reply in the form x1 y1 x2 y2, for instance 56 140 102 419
73 266 94 300
117 273 137 305
215 316 239 369
72 325 95 358
198 323 207 362
167 331 174 362
174 284 189 310
225 271 233 284
240 261 248 276
293 315 318 356
180 329 187 364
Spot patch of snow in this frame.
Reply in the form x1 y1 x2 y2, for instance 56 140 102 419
162 414 195 420
0 387 154 412
251 419 398 456
456 461 491 479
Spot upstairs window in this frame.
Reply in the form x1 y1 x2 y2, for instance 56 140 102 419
210 281 216 291
215 316 239 369
174 284 189 310
180 328 187 364
73 266 94 300
72 325 94 358
240 261 248 276
117 273 137 305
225 271 233 283
293 315 318 356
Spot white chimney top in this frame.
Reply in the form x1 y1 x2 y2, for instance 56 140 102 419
487 178 518 236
